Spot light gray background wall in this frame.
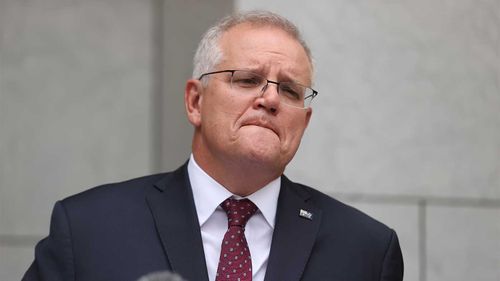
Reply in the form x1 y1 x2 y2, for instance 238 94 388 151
0 0 232 279
1 0 155 279
236 1 499 281
1 1 499 281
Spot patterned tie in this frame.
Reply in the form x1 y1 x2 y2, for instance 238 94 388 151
216 198 258 281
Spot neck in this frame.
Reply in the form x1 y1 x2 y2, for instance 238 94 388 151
192 140 283 197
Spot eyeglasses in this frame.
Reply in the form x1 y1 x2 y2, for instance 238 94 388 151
198 70 318 109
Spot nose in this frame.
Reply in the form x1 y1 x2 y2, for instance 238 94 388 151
255 81 280 114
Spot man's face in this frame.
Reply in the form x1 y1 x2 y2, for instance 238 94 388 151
187 23 312 174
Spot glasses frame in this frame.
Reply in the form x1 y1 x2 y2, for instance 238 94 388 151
198 69 318 109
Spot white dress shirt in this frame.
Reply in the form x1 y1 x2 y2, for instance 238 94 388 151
188 154 280 281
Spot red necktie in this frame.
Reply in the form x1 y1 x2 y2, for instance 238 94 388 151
216 198 258 281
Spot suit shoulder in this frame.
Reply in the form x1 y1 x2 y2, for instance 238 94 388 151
283 178 404 279
286 178 394 237
61 173 168 207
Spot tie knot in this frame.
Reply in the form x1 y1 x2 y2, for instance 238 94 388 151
221 198 258 227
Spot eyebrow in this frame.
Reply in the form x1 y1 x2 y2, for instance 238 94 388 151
235 66 310 85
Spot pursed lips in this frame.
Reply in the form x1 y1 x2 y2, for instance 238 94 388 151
241 119 279 136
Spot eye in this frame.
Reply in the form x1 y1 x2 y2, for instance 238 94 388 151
232 72 263 88
279 83 304 101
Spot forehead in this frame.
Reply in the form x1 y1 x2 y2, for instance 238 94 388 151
217 23 312 83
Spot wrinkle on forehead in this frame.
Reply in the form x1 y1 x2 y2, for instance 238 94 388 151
217 24 313 85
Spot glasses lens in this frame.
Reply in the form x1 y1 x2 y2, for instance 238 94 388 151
303 91 316 108
279 82 308 108
229 70 316 109
231 71 264 90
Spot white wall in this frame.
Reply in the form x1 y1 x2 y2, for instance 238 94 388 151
0 0 154 280
0 0 231 280
237 1 500 281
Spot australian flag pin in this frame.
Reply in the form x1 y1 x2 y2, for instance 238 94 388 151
299 209 313 220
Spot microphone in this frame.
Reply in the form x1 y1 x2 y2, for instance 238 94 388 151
136 271 187 281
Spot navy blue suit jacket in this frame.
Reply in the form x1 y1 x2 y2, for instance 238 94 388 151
23 164 403 281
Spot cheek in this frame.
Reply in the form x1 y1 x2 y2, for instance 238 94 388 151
203 89 248 115
280 116 308 149
200 96 248 139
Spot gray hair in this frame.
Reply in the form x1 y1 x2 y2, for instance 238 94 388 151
192 10 313 81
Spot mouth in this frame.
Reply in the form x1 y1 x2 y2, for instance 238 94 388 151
242 119 279 136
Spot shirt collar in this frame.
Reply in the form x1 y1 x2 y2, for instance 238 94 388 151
188 154 280 229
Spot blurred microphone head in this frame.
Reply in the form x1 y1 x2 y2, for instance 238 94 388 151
136 271 186 281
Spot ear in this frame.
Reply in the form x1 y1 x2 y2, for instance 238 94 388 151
304 107 312 128
185 79 203 127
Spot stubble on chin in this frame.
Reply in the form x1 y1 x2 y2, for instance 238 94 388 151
232 130 284 171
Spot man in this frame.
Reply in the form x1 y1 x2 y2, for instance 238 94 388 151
23 11 403 281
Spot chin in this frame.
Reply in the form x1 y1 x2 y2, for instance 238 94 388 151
243 138 279 158
231 132 287 168
237 147 283 172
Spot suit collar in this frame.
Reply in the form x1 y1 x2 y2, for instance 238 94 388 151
146 165 321 281
187 154 281 229
264 176 322 281
146 163 209 281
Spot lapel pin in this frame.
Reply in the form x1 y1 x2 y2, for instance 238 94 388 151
299 209 313 220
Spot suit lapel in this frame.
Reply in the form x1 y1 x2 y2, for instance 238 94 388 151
145 164 209 281
264 176 322 281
